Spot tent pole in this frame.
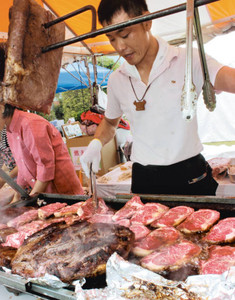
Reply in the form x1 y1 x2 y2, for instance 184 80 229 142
42 0 219 53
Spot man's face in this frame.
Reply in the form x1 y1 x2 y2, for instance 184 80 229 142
104 9 151 66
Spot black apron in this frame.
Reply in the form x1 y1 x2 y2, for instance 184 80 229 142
131 154 218 195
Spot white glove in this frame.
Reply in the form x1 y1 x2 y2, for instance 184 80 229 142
80 138 102 178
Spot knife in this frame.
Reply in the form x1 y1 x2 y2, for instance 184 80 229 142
89 163 98 210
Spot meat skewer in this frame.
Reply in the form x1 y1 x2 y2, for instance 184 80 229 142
181 0 198 121
194 6 216 111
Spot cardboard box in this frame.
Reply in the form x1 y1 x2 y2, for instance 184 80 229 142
66 135 119 176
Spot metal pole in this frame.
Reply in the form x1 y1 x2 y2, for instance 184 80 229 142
42 0 219 53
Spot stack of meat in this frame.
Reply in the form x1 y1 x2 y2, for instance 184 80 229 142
0 196 234 283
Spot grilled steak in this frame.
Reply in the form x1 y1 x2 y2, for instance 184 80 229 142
11 221 134 283
177 209 220 234
151 206 194 228
0 245 17 268
3 0 65 113
38 202 67 219
203 217 235 244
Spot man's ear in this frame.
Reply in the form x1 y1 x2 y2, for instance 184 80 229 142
142 11 152 31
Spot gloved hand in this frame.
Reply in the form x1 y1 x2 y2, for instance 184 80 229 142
80 138 102 178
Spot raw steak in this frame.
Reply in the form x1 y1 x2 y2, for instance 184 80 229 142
112 196 144 221
3 0 65 113
7 209 38 228
77 197 111 220
11 221 134 283
116 219 131 228
129 224 151 241
132 226 181 257
199 246 235 275
0 206 34 224
38 202 67 219
203 217 235 244
131 203 169 225
177 209 220 234
151 206 194 228
141 240 201 272
207 157 231 178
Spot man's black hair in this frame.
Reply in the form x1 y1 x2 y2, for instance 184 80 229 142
98 0 148 25
2 104 16 118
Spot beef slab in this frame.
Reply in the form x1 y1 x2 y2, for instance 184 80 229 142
11 221 134 283
2 0 65 113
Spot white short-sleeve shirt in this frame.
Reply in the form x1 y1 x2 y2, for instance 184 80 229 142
105 36 223 165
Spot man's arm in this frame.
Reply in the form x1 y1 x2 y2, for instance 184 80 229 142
94 116 121 146
214 66 235 93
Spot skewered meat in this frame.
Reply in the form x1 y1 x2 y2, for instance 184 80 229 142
132 226 181 257
11 221 134 283
2 0 65 113
131 203 169 225
151 206 194 228
140 240 201 272
177 209 220 233
203 217 235 244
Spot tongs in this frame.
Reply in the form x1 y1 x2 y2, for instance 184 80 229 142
181 0 198 121
194 6 216 111
89 163 98 210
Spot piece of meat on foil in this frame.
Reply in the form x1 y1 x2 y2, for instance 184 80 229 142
203 217 235 244
112 196 144 221
151 206 194 228
177 209 220 234
199 245 235 275
140 240 201 273
11 221 134 283
2 0 65 113
38 202 67 219
131 203 169 225
132 226 181 257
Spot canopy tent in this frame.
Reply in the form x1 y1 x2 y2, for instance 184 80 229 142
0 0 235 58
56 61 112 93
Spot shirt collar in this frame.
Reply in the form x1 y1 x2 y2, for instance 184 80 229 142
7 109 20 133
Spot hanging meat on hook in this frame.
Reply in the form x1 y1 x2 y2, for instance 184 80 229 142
1 0 65 114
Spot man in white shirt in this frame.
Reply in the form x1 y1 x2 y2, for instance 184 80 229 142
80 0 235 195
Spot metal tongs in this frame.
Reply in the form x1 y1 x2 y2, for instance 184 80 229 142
89 163 98 210
194 6 216 111
181 0 198 121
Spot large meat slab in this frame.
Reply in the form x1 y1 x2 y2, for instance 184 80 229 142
2 0 65 113
11 221 134 283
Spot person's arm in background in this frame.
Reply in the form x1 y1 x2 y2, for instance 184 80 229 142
80 116 121 177
29 179 49 196
214 66 235 93
0 165 18 189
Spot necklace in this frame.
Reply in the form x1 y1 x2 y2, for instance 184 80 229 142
129 77 151 111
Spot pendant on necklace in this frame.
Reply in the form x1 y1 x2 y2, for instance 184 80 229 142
133 100 146 111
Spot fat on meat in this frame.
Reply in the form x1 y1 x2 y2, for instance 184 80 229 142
151 206 194 228
3 0 65 113
140 240 201 272
177 209 220 234
199 246 235 275
132 226 181 257
203 217 235 244
38 202 67 219
112 196 144 221
131 202 169 225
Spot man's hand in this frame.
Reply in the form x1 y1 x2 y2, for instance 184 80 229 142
80 139 102 177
